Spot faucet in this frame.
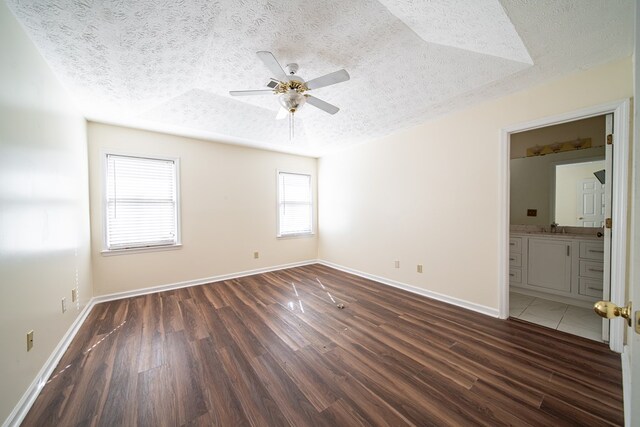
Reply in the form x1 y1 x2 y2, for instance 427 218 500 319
550 222 559 233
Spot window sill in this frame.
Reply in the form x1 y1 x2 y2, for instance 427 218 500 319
277 233 315 240
101 243 182 256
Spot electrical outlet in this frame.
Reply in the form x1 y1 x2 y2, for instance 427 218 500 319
417 264 423 273
61 297 67 313
394 260 400 268
254 251 259 259
71 287 78 302
27 330 34 351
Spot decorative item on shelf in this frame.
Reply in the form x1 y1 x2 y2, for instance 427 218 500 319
526 137 592 157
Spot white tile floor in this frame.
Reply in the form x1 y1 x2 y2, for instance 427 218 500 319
509 292 603 342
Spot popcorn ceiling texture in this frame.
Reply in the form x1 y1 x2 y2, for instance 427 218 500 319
7 0 634 156
377 0 533 64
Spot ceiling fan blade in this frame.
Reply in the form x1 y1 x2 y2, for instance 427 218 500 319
305 95 339 115
276 108 289 120
256 51 288 82
305 69 350 90
229 89 274 96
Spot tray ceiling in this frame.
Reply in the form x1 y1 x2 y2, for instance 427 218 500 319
7 0 634 156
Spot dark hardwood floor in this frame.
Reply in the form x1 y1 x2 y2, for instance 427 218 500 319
22 264 623 426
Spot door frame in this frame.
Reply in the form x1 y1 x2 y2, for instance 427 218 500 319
499 99 630 353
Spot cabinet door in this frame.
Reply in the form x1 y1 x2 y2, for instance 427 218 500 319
527 238 572 292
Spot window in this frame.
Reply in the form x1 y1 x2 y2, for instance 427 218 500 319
277 171 313 237
104 153 179 251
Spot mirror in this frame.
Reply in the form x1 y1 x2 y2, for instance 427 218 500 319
554 159 605 227
509 115 606 227
511 147 605 226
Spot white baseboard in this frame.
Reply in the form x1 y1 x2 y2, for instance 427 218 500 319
3 259 318 427
317 260 500 318
3 301 95 427
93 259 318 304
622 345 631 427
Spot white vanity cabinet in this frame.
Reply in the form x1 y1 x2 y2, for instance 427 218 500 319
510 233 604 305
527 238 572 293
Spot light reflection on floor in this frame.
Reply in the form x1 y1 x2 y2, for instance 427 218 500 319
44 320 127 386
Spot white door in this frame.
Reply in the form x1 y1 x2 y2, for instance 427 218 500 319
602 113 613 342
627 252 639 427
577 178 605 227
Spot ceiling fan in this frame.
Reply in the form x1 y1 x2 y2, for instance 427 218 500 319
230 51 350 139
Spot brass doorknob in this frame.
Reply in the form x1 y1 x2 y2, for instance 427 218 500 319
594 301 632 326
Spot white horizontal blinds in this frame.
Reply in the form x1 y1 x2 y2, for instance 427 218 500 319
278 172 312 236
105 154 177 250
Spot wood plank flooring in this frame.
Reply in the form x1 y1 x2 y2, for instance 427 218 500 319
22 264 623 426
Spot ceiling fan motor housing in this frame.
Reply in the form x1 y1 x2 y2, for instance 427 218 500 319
285 63 299 75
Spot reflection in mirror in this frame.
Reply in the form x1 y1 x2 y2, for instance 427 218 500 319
554 160 605 227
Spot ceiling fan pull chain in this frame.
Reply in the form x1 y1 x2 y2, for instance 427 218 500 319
289 112 294 140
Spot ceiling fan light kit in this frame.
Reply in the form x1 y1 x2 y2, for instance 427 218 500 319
230 51 350 140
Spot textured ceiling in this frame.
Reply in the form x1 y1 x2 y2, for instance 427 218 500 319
7 0 634 156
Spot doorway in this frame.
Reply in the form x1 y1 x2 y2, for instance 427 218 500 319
509 116 607 341
499 99 630 353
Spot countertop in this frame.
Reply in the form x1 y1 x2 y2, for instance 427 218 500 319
510 231 603 241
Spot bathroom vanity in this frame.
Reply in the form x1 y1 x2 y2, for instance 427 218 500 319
509 231 604 307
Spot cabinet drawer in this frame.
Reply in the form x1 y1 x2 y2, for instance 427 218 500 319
579 241 605 261
509 268 522 284
509 237 522 253
579 277 603 298
509 253 522 267
579 260 604 279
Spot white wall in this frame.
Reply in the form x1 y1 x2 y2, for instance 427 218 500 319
318 58 632 310
0 3 92 424
88 123 318 296
510 147 605 226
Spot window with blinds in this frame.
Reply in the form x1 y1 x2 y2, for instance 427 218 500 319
104 154 179 251
277 171 313 237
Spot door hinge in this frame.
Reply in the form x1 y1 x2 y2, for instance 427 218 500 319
605 218 612 229
607 134 613 145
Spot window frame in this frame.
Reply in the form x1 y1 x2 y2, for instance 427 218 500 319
101 151 182 255
276 170 315 238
